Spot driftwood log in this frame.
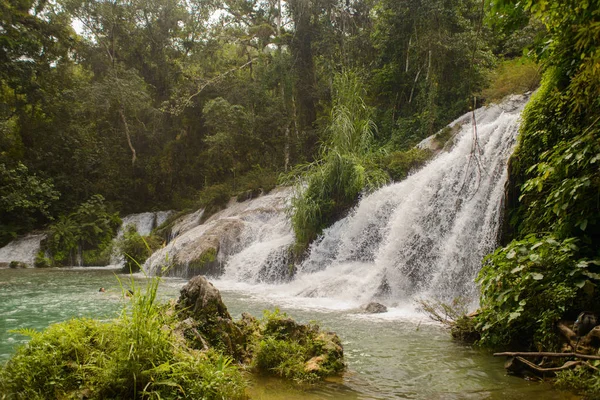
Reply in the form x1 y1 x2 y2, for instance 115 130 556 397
495 321 600 377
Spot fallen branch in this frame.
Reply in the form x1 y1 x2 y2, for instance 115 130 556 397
494 352 600 361
515 357 582 373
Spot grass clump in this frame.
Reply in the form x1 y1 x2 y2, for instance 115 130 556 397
0 277 246 399
480 56 541 104
286 71 388 250
117 225 163 273
251 310 345 383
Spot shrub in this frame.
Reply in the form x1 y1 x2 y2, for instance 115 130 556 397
476 235 600 349
46 195 121 266
251 310 345 383
117 226 163 273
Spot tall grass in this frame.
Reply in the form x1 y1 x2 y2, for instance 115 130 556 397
480 56 541 104
286 71 388 250
0 275 246 399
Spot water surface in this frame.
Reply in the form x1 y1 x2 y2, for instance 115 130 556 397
0 268 574 399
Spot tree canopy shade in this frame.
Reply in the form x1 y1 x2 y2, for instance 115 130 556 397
1 0 531 246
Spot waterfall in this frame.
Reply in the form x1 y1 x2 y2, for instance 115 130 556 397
0 234 46 268
145 94 528 309
143 188 293 278
283 94 527 305
117 211 175 237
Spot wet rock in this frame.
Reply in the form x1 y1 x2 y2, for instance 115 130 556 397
361 302 388 314
9 261 28 269
176 276 244 359
177 275 231 322
160 219 245 278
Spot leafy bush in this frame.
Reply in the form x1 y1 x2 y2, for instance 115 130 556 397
46 195 121 266
476 235 600 349
117 226 163 273
555 367 600 398
0 278 246 399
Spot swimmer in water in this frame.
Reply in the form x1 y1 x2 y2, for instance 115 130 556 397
99 287 106 292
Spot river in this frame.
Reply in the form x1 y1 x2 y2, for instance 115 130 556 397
0 267 574 399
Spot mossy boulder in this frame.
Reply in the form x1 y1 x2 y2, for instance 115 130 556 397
176 277 345 382
176 276 245 359
8 261 28 269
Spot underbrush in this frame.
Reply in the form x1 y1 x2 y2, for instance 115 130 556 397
480 56 540 104
0 278 345 399
0 278 246 400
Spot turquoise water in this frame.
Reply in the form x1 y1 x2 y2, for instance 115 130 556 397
0 268 575 399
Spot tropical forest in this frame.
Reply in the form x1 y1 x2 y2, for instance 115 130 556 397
0 0 599 398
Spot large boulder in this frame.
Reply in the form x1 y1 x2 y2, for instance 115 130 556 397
176 276 244 359
177 275 231 322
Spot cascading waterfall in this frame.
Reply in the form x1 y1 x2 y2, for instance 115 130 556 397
143 188 293 278
284 94 528 306
143 94 528 310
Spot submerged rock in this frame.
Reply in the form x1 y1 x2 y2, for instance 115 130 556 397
361 302 388 314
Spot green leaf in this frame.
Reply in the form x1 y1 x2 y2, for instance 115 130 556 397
531 273 544 280
511 265 526 274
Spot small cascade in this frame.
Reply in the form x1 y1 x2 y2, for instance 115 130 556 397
118 212 158 237
0 234 46 267
111 210 174 265
143 188 293 278
168 209 205 243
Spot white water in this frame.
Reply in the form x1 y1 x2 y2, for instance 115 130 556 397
118 210 174 237
0 234 46 267
143 188 293 277
145 95 527 312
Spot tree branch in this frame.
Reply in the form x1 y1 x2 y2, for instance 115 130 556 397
494 352 600 361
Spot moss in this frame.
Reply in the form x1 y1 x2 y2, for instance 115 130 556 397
382 148 432 181
250 310 345 383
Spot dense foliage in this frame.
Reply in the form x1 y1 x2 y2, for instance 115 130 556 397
0 278 246 399
45 195 121 266
475 0 600 361
0 0 503 249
